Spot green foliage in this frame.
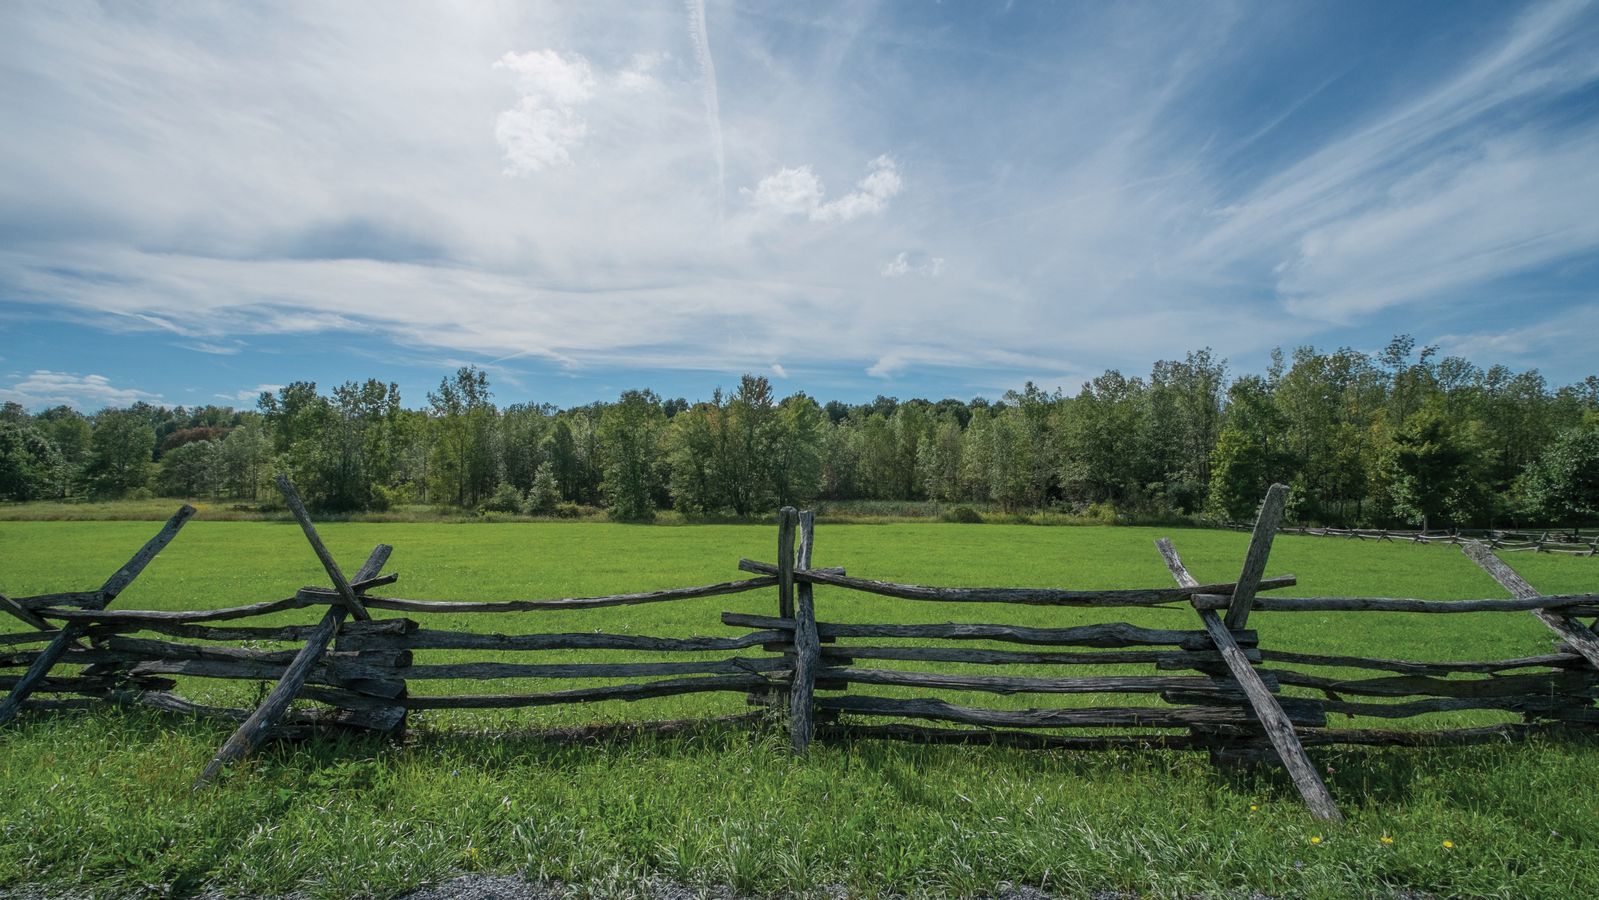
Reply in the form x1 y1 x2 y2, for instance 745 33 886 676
1517 421 1599 524
0 419 65 500
155 439 220 497
940 504 983 523
1380 409 1484 529
83 408 155 498
3 337 1597 526
598 390 665 522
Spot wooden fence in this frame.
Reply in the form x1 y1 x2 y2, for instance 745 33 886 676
1224 522 1599 555
3 479 1597 821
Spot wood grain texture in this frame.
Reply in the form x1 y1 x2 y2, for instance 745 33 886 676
738 560 1295 607
1157 536 1342 822
194 543 392 787
789 509 820 753
1226 483 1287 629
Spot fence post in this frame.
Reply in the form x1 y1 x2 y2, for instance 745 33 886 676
789 510 820 752
1156 536 1342 822
1225 484 1287 631
1462 543 1599 672
195 476 392 787
0 504 195 729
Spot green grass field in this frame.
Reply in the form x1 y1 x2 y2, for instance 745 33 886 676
1 520 1596 898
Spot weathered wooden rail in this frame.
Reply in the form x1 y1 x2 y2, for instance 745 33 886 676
3 481 1597 820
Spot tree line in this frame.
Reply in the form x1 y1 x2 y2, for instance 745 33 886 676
2 336 1597 527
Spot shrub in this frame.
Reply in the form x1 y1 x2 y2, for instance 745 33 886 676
941 505 984 524
478 482 524 515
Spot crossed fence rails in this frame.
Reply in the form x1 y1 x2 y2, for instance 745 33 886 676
3 479 1598 821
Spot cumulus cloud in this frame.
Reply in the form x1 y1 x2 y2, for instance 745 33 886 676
744 155 903 223
771 362 788 378
880 251 945 278
1 370 162 410
494 50 598 174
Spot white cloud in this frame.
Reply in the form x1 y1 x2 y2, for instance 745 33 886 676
880 251 945 278
494 50 598 175
1 370 162 410
770 363 788 378
216 383 284 404
743 155 904 224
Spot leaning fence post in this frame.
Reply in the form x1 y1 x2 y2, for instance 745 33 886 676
1156 537 1342 822
195 476 392 787
1225 484 1288 631
789 510 820 752
1461 542 1599 672
0 504 196 728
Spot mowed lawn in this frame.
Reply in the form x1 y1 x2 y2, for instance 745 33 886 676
0 519 1596 898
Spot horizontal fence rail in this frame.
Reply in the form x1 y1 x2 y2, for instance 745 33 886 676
3 480 1597 820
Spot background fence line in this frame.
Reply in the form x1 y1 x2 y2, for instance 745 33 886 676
3 481 1597 820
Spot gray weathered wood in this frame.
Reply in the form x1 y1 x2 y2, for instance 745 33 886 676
298 576 780 614
816 722 1207 751
721 612 1253 649
814 694 1325 728
1259 649 1586 676
1462 541 1599 672
776 507 797 619
789 509 820 753
821 643 1261 667
0 594 52 632
404 674 781 709
1226 483 1287 630
0 505 195 728
194 543 391 787
338 628 786 653
400 656 787 680
1157 537 1342 822
1321 695 1599 721
818 667 1271 696
1198 609 1342 819
1190 593 1599 614
1270 668 1597 699
88 617 414 646
277 474 370 622
0 630 63 647
738 559 1295 607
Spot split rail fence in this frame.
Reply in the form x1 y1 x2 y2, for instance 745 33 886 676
3 479 1598 821
1224 523 1599 555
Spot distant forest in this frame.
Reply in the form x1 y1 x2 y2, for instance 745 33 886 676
3 336 1597 527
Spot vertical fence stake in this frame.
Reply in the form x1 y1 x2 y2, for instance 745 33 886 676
771 508 798 714
1226 483 1288 631
0 505 195 728
1156 536 1342 822
789 510 820 753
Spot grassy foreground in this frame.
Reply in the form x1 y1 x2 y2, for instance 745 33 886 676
0 521 1596 897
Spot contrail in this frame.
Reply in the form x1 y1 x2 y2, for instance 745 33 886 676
685 0 725 219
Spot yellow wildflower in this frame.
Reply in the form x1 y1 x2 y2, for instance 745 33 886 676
1442 840 1454 849
1380 836 1394 845
1249 804 1258 812
1310 836 1322 845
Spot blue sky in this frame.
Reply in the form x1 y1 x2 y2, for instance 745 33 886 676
3 0 1598 411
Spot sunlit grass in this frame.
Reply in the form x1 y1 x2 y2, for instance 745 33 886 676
1 520 1596 896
